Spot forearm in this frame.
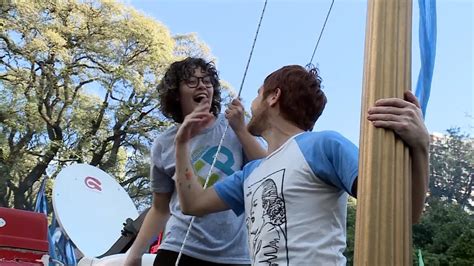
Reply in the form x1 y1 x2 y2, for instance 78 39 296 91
175 142 208 215
410 145 429 223
234 128 266 161
127 207 169 256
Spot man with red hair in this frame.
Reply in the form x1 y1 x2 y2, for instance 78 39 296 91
173 65 429 265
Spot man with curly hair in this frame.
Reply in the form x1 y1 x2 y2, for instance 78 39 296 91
125 57 266 266
172 65 429 265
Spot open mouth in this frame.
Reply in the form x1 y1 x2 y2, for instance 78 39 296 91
193 94 208 103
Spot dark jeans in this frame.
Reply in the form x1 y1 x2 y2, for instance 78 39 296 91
153 249 250 266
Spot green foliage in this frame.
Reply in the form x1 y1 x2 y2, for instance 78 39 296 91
0 0 214 209
429 128 473 211
345 127 473 265
414 127 474 265
344 197 356 265
413 200 474 265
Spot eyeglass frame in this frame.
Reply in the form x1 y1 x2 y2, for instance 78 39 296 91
182 76 214 88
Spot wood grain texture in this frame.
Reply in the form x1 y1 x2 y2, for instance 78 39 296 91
354 0 413 265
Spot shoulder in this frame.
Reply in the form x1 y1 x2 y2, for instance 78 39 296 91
295 130 347 142
151 125 178 153
242 159 263 178
294 130 351 150
156 125 178 142
295 131 359 194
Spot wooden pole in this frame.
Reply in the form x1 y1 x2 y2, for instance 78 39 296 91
354 0 412 265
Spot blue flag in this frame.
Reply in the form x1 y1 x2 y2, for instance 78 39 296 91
34 178 58 262
415 0 437 117
34 178 77 266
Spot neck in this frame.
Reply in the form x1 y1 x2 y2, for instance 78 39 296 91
261 117 304 154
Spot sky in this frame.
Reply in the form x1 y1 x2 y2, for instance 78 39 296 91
124 0 472 145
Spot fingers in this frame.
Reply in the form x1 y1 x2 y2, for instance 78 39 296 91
367 113 403 123
225 98 244 117
370 120 405 130
373 97 413 109
184 102 214 125
195 98 211 113
368 106 405 116
368 106 419 126
227 98 244 112
185 115 213 123
178 113 213 142
370 93 421 117
404 90 421 108
367 93 428 149
177 101 213 143
230 97 243 107
185 99 212 120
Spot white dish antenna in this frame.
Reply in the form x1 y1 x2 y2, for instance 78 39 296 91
52 164 139 258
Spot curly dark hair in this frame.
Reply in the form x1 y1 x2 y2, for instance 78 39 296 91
262 65 326 131
158 57 221 123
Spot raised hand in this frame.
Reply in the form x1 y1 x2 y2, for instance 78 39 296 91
175 99 214 144
367 91 429 150
225 98 246 133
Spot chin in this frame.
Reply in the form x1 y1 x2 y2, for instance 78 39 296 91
248 121 262 137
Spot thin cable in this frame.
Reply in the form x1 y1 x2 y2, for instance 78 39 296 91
308 0 335 66
175 1 268 265
174 126 229 266
237 0 268 97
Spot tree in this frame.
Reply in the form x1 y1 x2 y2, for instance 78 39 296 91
428 128 474 211
413 199 474 265
409 127 474 265
344 197 356 265
0 0 213 209
344 127 474 265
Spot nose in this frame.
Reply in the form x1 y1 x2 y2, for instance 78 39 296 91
196 78 207 89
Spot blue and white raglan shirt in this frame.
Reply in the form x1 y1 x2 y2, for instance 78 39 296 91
214 131 359 265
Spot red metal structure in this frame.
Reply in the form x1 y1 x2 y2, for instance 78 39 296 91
0 207 49 265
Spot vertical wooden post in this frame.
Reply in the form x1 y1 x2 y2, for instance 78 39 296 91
354 0 412 265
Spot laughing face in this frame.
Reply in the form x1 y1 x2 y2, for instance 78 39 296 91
179 67 214 118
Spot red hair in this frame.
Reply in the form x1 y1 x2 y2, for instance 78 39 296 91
262 65 326 130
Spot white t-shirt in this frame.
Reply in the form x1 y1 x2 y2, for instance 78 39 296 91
150 114 250 264
215 131 359 265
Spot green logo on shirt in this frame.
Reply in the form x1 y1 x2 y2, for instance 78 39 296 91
193 146 235 186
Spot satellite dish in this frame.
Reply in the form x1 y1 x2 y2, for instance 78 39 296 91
52 164 139 258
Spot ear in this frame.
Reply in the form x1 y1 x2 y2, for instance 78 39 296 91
267 88 281 107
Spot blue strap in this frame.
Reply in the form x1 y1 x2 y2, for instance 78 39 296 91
415 0 437 117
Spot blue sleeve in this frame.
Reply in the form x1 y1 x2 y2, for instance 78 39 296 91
214 160 262 215
295 131 359 196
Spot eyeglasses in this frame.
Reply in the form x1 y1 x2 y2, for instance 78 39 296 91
184 76 213 88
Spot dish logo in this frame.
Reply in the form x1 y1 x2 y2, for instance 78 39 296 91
84 176 102 191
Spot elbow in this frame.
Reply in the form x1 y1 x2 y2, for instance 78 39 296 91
180 204 193 216
181 205 205 217
412 216 421 225
411 211 423 224
411 204 425 224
